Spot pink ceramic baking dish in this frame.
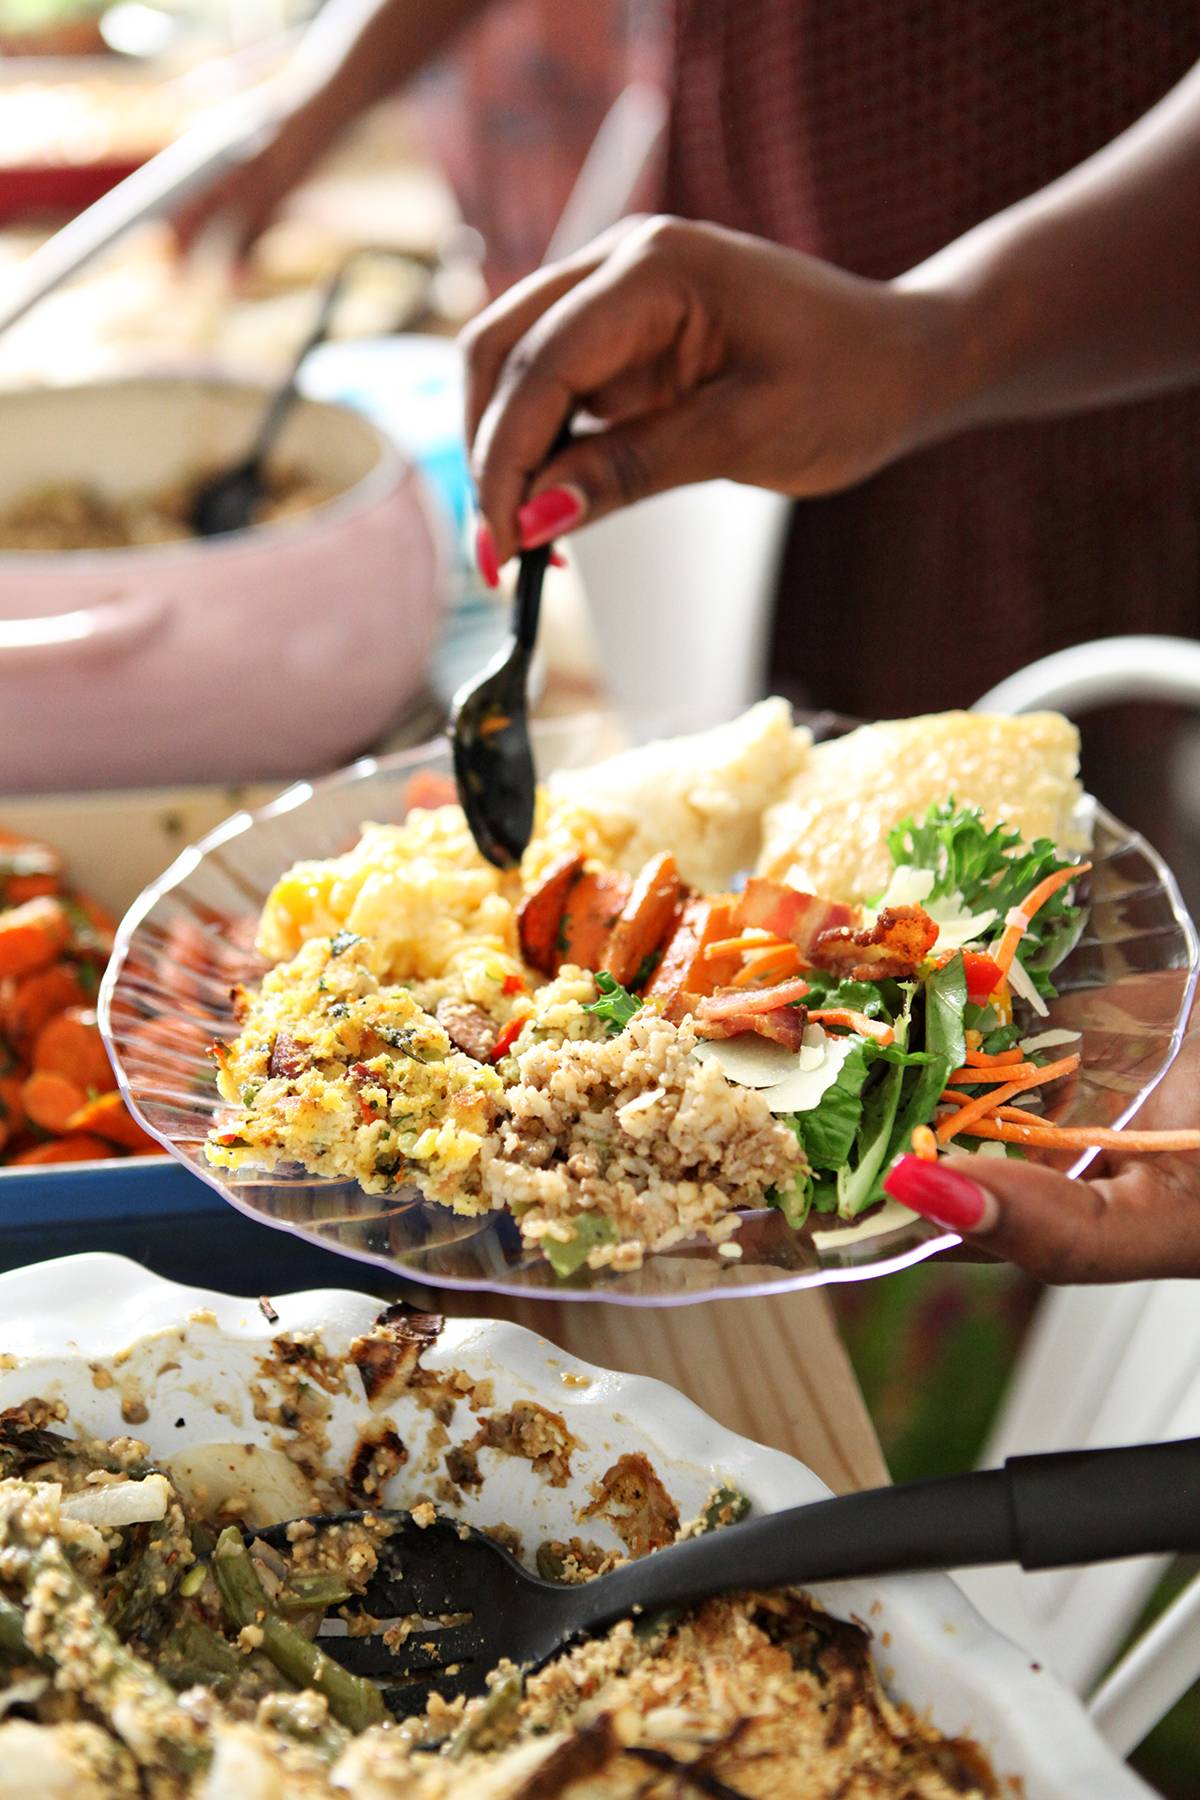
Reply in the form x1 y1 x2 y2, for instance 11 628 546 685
0 375 447 791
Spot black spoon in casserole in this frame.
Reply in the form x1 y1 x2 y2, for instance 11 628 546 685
243 1435 1200 1719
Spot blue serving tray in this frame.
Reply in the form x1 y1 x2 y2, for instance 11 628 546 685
0 1160 405 1298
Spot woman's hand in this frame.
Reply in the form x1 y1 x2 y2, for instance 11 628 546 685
172 95 341 258
461 216 958 567
884 1024 1200 1282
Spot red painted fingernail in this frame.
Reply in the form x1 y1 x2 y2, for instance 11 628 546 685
516 485 585 548
475 520 500 588
883 1155 998 1233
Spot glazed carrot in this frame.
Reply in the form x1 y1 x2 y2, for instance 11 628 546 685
11 1134 115 1165
0 896 70 978
731 943 803 986
33 1008 116 1093
645 896 741 1004
22 1069 87 1135
516 854 585 974
807 1008 895 1046
603 853 682 988
937 1053 1082 1144
911 1124 938 1161
992 861 1093 984
556 869 632 974
950 1116 1200 1154
0 831 61 905
64 1090 159 1152
2 963 88 1052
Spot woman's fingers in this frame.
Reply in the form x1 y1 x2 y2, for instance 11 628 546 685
885 1150 1200 1283
460 219 649 445
470 250 709 559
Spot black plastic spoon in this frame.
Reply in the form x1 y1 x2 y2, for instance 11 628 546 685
450 425 574 868
253 1435 1200 1716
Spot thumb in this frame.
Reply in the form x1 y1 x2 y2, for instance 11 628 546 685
513 384 738 548
884 1150 1200 1284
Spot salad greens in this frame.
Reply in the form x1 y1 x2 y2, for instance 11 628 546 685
887 800 1085 997
767 803 1086 1230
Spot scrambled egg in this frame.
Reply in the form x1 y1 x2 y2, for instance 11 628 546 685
208 934 503 1207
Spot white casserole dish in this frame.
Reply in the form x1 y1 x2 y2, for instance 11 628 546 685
0 1251 1148 1799
0 375 446 792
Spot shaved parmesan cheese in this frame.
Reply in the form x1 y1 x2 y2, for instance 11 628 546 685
1019 1028 1081 1055
1005 952 1049 1017
879 864 936 907
961 1139 1008 1160
763 1030 858 1114
692 1036 800 1088
694 1024 859 1114
60 1473 171 1529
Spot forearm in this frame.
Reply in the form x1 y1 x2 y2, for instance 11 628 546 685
287 0 489 120
900 60 1200 435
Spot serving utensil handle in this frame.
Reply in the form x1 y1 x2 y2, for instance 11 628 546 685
577 1439 1200 1632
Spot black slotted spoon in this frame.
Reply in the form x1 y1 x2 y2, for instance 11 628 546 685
254 1436 1200 1717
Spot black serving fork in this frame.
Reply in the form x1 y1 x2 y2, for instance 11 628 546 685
256 1436 1200 1718
450 424 575 869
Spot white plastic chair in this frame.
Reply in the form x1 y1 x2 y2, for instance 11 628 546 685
957 636 1200 1758
545 83 792 728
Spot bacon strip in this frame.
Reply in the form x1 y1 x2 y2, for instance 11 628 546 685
734 877 858 957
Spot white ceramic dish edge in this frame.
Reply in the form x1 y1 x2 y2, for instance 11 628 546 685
0 1252 1147 1800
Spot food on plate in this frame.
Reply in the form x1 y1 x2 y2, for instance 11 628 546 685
0 466 337 553
0 828 158 1166
0 1373 998 1798
758 710 1088 902
205 704 1196 1275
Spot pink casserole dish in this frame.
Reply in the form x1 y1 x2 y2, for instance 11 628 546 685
0 375 447 792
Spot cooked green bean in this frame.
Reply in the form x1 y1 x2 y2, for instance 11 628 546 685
275 1569 356 1614
24 1544 208 1777
160 1618 242 1695
212 1527 385 1732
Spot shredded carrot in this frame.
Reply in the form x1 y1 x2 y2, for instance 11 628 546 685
964 1045 1025 1068
946 1062 1039 1085
730 943 802 986
992 861 1092 983
938 1091 1046 1125
949 1116 1200 1154
808 1008 894 1046
910 1124 938 1161
936 1053 1081 1143
705 934 787 960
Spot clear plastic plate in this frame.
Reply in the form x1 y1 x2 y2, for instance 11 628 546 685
100 716 1199 1307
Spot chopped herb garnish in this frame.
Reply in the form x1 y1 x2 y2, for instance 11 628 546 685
329 929 364 957
240 1084 260 1107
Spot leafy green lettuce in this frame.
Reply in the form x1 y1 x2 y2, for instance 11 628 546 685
887 800 1086 997
584 972 642 1035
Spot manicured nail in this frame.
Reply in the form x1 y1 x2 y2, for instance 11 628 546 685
475 520 500 588
883 1155 999 1234
516 485 585 548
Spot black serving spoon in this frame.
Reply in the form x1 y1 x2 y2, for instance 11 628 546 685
190 247 433 538
252 1435 1200 1717
450 425 574 868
